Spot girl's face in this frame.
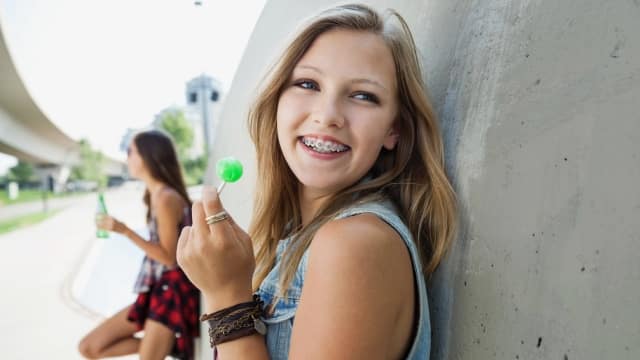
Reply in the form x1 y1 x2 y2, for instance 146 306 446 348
126 141 147 179
276 29 399 200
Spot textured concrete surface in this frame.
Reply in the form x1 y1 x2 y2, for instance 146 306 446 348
431 1 640 359
207 0 640 359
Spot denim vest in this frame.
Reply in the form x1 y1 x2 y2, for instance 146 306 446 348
255 199 431 359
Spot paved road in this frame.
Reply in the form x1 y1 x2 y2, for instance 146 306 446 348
0 182 150 359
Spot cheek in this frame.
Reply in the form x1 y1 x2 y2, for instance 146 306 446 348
275 101 288 145
277 95 292 116
128 157 142 173
276 95 300 138
276 90 312 127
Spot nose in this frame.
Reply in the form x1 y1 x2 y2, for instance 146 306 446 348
311 93 345 128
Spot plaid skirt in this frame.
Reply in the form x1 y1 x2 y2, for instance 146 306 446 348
127 268 200 360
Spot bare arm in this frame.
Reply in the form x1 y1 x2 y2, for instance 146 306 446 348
120 190 183 266
288 214 415 359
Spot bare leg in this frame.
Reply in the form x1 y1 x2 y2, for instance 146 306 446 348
78 305 140 359
138 319 176 360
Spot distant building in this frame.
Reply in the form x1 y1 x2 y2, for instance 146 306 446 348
120 74 223 159
185 74 223 155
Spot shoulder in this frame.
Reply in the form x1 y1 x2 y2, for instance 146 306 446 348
156 186 184 204
153 187 186 215
308 213 409 277
314 213 402 256
289 212 415 357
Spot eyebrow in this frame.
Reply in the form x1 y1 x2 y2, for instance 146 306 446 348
295 64 388 91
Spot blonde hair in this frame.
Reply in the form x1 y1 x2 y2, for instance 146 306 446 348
248 4 456 297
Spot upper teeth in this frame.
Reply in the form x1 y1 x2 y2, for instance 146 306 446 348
302 137 349 153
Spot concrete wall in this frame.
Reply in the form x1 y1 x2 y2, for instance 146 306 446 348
205 0 640 359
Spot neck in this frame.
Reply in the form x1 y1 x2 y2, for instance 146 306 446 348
299 187 333 227
144 176 166 197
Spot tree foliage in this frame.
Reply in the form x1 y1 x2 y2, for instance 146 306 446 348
183 154 208 186
159 109 194 161
7 161 36 184
159 109 206 185
69 139 106 187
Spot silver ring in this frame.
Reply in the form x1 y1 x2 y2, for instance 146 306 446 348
205 210 229 225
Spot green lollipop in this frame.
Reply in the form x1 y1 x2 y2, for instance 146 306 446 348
216 156 243 193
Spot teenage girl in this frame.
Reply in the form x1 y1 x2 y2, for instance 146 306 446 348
179 4 456 359
79 130 199 360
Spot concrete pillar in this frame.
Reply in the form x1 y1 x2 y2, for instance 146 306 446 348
34 164 70 194
206 1 640 359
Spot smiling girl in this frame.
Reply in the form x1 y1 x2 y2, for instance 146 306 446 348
177 4 457 359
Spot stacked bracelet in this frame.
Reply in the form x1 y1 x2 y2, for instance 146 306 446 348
200 294 267 347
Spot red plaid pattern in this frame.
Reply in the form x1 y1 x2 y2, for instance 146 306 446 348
128 268 200 360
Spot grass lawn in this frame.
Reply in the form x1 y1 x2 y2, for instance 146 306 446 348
0 210 60 235
0 190 86 206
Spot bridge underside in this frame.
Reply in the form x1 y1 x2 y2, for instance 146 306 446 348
0 141 46 164
0 22 124 177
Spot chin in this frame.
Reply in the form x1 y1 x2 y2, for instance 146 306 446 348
296 174 346 196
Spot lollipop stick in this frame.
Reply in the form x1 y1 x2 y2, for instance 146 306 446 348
217 182 227 194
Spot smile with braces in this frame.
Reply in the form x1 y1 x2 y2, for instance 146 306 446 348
301 137 350 153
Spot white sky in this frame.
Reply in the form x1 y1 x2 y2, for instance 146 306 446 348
0 0 266 173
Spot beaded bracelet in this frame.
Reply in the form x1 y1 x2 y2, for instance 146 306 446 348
200 295 267 347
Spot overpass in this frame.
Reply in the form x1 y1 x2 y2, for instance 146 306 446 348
0 20 124 190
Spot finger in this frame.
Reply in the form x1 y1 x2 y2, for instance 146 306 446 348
192 200 205 226
224 215 254 256
201 186 224 217
226 216 247 242
176 226 191 268
191 200 207 239
201 187 233 235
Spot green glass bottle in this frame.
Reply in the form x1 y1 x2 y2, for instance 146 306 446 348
96 192 109 238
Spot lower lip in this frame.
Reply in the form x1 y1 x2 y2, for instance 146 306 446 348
298 139 350 160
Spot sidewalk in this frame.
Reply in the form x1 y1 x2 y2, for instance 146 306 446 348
0 183 146 359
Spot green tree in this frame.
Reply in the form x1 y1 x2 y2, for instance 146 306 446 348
158 109 206 185
8 161 36 184
183 154 208 186
159 109 194 161
69 139 106 187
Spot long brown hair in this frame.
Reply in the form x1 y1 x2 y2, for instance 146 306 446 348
133 130 191 221
249 4 457 295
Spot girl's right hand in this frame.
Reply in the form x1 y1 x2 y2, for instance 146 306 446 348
95 214 128 234
176 187 255 313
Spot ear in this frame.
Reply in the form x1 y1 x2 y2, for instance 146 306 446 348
382 126 399 150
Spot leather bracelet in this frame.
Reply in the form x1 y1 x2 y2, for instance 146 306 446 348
201 295 266 348
200 295 262 322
